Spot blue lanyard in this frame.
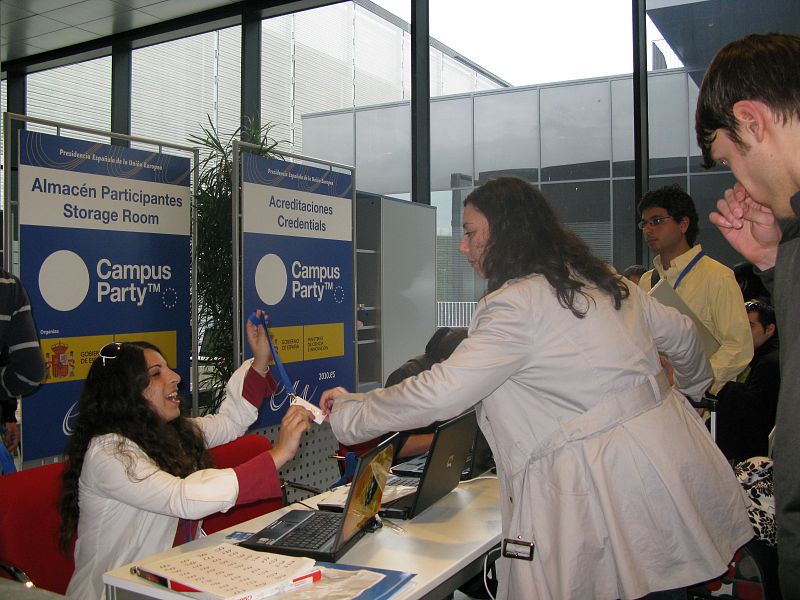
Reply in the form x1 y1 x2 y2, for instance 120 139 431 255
264 327 295 394
673 250 705 290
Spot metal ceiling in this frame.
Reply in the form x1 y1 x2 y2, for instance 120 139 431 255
0 0 331 73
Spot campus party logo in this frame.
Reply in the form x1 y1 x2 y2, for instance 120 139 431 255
38 250 178 311
254 254 345 305
63 401 79 436
95 258 173 307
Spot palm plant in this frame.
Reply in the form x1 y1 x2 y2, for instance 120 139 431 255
189 116 283 413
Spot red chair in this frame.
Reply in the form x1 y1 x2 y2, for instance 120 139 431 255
0 462 75 594
0 435 283 593
201 434 285 535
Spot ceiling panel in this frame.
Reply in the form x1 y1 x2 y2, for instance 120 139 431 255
0 0 236 65
0 3 34 25
42 0 128 27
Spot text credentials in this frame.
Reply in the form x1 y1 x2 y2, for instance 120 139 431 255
95 259 172 306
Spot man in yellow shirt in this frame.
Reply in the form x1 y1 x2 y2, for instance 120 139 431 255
638 185 752 393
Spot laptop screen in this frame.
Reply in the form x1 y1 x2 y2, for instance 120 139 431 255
338 441 394 546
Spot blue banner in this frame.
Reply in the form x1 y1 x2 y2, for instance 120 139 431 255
17 130 192 460
241 154 354 427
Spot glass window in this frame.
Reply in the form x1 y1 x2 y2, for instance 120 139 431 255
540 81 611 182
355 104 411 196
644 0 799 267
474 89 540 184
430 96 473 191
27 57 112 143
648 71 688 175
131 28 240 150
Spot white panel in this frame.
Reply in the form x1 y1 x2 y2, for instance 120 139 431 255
648 71 688 160
611 78 634 164
217 27 242 140
261 16 293 146
540 81 611 170
429 47 443 97
430 96 473 190
131 30 223 149
241 183 352 241
474 89 539 178
441 54 476 95
354 5 403 106
380 198 436 385
19 166 190 235
355 105 410 196
302 112 355 167
293 4 354 154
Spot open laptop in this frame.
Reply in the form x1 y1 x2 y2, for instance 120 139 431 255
390 410 493 480
239 435 394 562
331 411 476 520
461 416 494 480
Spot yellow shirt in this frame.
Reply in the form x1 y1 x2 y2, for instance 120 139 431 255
639 245 753 394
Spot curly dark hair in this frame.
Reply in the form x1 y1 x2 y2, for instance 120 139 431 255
58 342 211 552
637 185 699 247
465 177 629 318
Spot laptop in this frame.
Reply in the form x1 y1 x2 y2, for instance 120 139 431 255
375 411 478 520
461 415 495 480
390 411 493 480
239 435 394 562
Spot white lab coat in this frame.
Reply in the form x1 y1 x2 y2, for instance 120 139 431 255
331 275 753 599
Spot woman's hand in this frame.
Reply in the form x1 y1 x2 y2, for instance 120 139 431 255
269 404 313 469
320 386 349 416
246 308 273 375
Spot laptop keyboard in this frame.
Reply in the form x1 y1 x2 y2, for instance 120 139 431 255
280 511 342 549
387 475 421 487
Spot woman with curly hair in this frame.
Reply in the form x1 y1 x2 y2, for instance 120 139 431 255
60 310 313 599
322 177 753 600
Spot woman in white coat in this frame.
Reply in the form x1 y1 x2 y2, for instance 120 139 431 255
59 311 314 599
322 177 753 600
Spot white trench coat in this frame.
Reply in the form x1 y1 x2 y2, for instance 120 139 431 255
330 275 753 600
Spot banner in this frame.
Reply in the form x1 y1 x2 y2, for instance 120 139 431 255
241 154 354 427
17 130 192 459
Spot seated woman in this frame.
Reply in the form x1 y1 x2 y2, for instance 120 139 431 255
58 310 313 600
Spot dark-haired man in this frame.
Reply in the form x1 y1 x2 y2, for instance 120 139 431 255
716 300 780 461
638 185 752 394
696 32 800 596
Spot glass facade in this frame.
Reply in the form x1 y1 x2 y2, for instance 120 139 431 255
26 57 112 144
4 0 799 308
131 27 241 151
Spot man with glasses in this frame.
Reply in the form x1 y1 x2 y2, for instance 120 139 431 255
637 185 752 394
695 32 800 596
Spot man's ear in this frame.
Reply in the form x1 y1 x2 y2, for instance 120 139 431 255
732 100 771 143
766 323 777 338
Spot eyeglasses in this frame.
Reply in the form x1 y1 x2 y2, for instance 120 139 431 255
99 342 123 366
637 216 674 230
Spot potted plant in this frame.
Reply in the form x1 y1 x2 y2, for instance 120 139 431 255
189 117 282 413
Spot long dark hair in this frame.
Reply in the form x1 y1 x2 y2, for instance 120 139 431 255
58 342 211 552
465 177 629 318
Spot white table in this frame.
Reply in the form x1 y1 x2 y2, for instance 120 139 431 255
103 477 501 600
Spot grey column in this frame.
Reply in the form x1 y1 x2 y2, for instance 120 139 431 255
411 0 430 205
